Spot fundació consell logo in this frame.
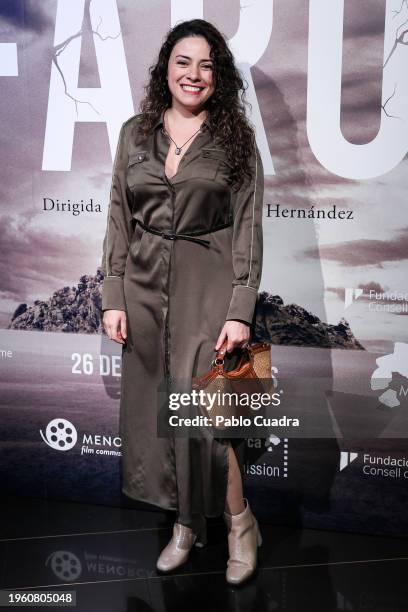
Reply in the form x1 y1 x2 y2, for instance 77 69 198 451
344 287 363 309
370 342 408 408
339 451 358 471
40 418 78 451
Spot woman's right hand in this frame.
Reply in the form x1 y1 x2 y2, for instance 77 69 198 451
103 310 127 344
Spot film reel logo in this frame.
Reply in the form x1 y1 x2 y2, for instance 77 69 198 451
46 550 82 581
40 418 78 451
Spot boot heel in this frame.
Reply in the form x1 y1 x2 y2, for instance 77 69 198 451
194 522 207 548
194 530 207 548
256 524 262 547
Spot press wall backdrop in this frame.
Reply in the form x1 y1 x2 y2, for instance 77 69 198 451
1 0 408 538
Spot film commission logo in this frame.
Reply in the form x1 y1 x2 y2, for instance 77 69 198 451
340 451 408 479
244 436 289 478
40 418 121 457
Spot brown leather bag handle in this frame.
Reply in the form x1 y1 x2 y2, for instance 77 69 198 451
193 341 271 389
214 340 228 364
213 340 252 370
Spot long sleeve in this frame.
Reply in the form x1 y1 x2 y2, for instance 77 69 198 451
100 121 133 312
225 141 264 325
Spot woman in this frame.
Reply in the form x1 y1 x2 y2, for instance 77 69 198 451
101 19 264 585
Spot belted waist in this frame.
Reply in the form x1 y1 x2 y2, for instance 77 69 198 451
134 218 232 247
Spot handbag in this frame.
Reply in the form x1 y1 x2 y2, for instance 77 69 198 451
191 341 272 430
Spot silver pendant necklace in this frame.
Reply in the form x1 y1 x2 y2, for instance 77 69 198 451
162 110 204 155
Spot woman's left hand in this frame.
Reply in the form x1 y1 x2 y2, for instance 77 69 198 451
215 320 250 353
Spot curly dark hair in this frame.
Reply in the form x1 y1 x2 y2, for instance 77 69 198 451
137 19 256 191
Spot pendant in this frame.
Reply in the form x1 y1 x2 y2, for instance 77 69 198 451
175 147 182 155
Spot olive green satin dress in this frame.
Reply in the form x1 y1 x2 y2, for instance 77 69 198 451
100 109 264 527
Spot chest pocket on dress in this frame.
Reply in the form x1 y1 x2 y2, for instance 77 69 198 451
200 148 233 183
126 150 149 190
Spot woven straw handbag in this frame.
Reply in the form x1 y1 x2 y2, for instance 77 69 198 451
191 341 272 430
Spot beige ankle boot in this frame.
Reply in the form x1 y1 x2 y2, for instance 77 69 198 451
156 517 207 572
223 497 262 585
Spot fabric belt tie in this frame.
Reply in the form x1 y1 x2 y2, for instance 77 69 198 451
135 219 232 247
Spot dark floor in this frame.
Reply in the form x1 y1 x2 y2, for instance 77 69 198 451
0 494 407 611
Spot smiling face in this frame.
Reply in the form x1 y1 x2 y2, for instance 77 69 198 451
167 35 215 112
